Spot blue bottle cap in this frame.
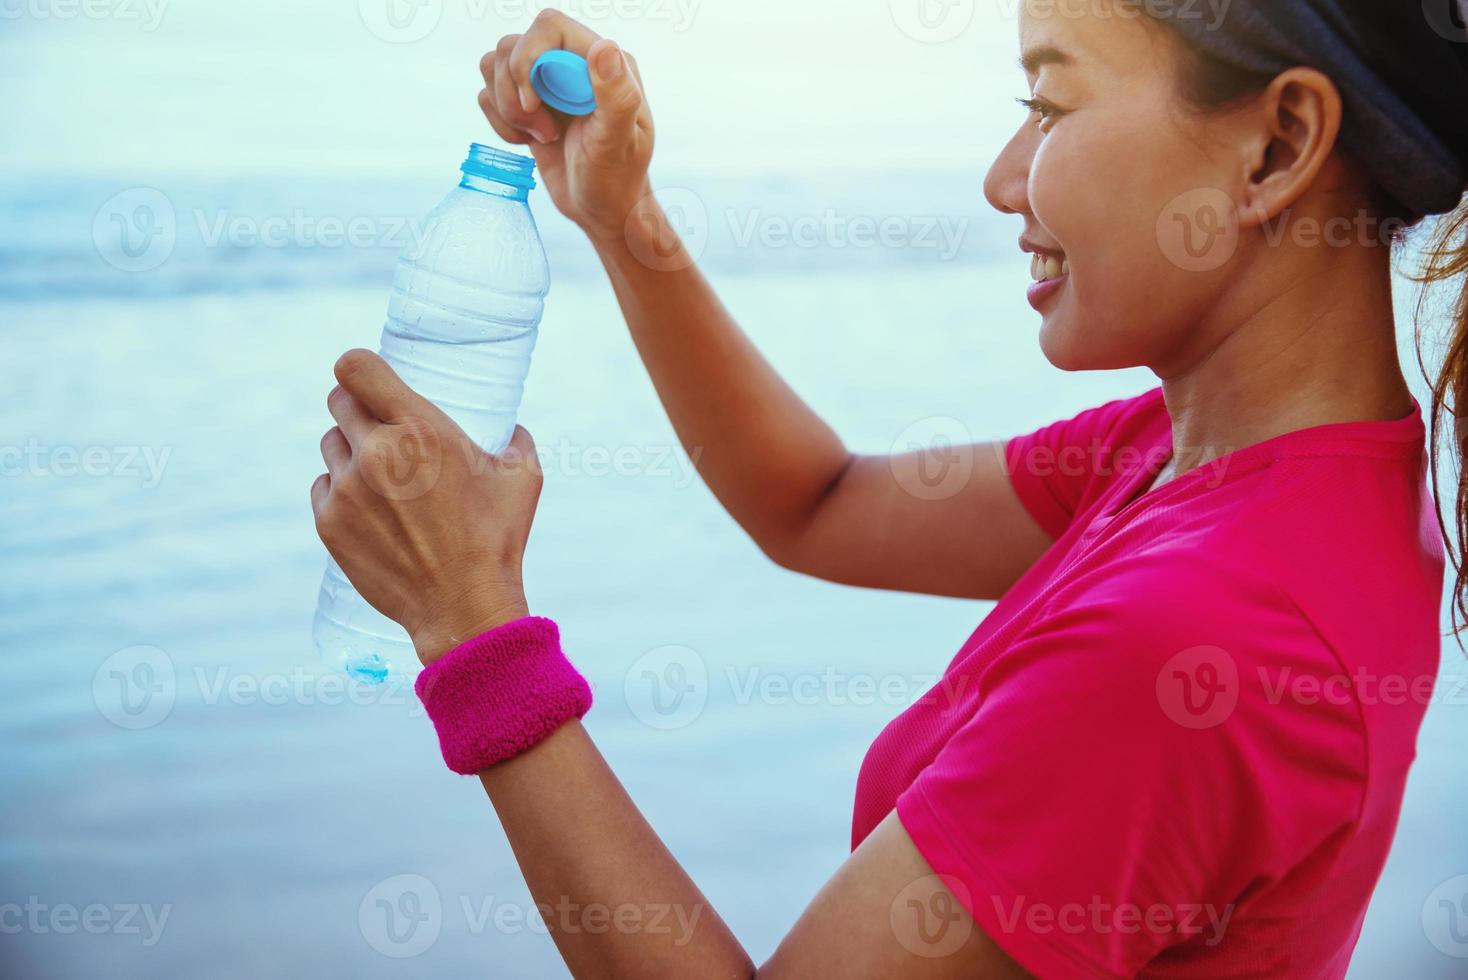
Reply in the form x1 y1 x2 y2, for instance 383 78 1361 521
530 50 597 116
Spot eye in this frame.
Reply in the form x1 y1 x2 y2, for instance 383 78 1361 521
1016 96 1064 128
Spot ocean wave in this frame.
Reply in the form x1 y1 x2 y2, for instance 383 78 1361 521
0 173 1013 301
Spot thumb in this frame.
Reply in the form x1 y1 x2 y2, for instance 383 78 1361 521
586 39 642 147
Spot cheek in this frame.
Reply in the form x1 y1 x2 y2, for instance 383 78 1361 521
1031 122 1163 262
1031 117 1207 314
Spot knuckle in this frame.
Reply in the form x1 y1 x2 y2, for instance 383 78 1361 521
398 415 437 443
508 44 534 75
495 33 517 57
356 436 388 472
611 84 641 113
313 504 339 543
533 7 562 27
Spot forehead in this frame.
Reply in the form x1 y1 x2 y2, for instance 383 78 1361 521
1018 0 1166 80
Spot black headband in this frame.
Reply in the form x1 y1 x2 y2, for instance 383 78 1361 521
1159 0 1468 221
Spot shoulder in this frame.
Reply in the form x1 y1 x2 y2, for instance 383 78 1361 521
1004 387 1170 536
1006 385 1166 465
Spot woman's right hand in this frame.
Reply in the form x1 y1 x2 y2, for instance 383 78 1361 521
479 11 655 245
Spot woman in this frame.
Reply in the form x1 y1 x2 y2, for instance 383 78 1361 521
311 2 1468 975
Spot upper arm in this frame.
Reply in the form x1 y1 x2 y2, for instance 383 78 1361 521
771 443 1053 601
769 392 1163 600
758 810 1032 980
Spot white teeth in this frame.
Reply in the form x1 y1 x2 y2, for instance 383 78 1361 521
1029 253 1069 282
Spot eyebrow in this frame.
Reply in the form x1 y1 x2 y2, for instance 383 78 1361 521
1019 45 1073 76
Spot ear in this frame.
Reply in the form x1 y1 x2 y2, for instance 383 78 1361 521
1234 67 1344 230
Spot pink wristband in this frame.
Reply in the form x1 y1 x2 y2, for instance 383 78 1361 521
413 615 593 775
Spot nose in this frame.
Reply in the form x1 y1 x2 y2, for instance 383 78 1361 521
984 123 1039 217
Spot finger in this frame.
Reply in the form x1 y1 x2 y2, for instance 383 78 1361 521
492 42 557 144
333 349 424 422
320 426 350 478
480 34 518 86
507 9 602 114
327 384 374 450
585 39 644 150
478 86 534 146
310 473 330 517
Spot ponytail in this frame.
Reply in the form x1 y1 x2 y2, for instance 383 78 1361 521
1413 199 1468 639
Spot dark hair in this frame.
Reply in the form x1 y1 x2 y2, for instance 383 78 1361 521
1152 21 1468 640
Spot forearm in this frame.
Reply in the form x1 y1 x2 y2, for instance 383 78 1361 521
479 719 754 980
591 202 851 558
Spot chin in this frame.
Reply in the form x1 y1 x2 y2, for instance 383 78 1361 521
1037 316 1097 372
1038 302 1148 372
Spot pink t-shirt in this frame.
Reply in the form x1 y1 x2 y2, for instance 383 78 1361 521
852 386 1444 978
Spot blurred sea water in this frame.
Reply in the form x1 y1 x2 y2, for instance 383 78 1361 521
1 170 1466 978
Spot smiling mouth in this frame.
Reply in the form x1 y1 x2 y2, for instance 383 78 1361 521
1029 251 1070 283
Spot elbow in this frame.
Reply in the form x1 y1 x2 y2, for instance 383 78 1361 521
752 527 808 575
750 453 856 577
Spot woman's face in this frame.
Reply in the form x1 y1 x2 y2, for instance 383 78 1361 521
986 2 1245 372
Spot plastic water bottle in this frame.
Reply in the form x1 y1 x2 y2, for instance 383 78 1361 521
313 144 550 684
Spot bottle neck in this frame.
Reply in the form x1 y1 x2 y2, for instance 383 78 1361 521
459 173 531 201
459 144 536 203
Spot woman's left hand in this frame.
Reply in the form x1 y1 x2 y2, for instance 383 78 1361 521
310 349 542 666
